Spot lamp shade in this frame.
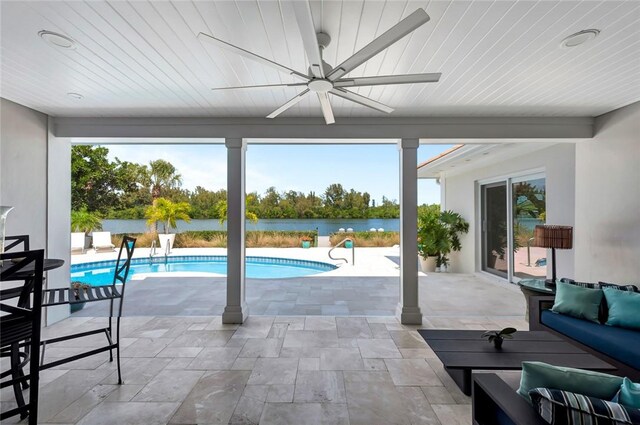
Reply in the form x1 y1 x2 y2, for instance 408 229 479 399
534 225 573 249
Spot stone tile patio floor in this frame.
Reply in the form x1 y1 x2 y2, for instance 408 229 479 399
1 274 528 424
3 315 528 425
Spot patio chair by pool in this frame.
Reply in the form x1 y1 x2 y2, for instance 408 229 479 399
71 232 85 254
40 236 136 385
1 249 45 424
92 231 115 252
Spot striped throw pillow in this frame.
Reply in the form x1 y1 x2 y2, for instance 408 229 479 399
599 282 639 293
530 388 640 424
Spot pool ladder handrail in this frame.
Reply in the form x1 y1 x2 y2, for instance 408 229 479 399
150 240 157 258
328 238 355 265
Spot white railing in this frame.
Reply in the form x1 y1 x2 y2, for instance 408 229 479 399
328 238 355 265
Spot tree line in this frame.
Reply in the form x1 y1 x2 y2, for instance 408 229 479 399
72 146 401 220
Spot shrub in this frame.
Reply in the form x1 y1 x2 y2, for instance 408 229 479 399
112 232 154 248
71 208 102 233
112 230 317 248
329 231 399 247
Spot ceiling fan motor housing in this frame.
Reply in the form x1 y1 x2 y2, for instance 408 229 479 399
308 79 333 93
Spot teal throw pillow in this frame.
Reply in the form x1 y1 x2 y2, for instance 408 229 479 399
604 287 640 330
551 281 603 323
517 361 623 404
619 377 640 409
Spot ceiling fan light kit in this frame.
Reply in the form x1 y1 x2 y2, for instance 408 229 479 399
199 5 441 124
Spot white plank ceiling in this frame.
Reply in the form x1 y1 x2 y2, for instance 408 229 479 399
1 0 639 119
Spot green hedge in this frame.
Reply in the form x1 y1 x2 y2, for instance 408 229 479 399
113 230 318 248
329 231 399 247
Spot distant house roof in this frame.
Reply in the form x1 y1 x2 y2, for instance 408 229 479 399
417 145 464 171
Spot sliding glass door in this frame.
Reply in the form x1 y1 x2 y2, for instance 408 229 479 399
481 173 546 282
482 183 508 278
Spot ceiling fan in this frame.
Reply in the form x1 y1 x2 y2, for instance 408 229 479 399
198 4 441 124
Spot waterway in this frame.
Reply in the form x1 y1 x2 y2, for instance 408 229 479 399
103 218 400 236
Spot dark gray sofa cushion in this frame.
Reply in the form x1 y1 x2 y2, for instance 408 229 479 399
541 310 640 370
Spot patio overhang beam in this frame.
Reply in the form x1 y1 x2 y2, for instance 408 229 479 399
53 116 593 140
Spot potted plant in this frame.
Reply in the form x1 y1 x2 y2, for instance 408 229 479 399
71 208 103 250
70 281 91 313
344 238 354 249
301 236 312 249
145 198 191 252
481 327 517 349
437 210 470 272
417 206 448 273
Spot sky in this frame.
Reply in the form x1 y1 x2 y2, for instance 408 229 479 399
103 142 452 205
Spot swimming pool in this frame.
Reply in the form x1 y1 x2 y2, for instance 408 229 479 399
70 255 337 285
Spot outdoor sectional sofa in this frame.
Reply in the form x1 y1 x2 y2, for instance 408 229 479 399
472 279 640 425
528 280 640 380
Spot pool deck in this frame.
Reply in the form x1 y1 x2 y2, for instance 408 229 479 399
3 250 527 424
72 246 403 277
72 247 526 323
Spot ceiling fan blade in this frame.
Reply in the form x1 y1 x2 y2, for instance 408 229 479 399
198 32 309 82
329 88 394 114
291 1 324 78
266 89 311 119
211 83 307 91
334 73 441 88
317 92 335 125
327 8 430 81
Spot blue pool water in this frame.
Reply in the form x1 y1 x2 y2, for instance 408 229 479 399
71 256 337 285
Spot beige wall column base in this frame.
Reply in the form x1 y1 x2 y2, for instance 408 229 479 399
396 304 423 325
222 303 249 324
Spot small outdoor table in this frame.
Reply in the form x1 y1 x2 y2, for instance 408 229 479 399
0 259 64 303
417 329 616 396
518 279 555 321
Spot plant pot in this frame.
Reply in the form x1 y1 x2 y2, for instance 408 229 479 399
493 337 503 349
159 233 176 252
419 256 437 273
345 240 354 249
301 241 311 249
438 265 448 273
486 253 498 269
70 302 86 313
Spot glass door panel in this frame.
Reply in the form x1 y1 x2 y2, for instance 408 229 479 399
482 183 508 278
512 177 546 280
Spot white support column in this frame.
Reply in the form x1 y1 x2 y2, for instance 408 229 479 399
397 138 422 325
223 138 248 324
46 120 72 325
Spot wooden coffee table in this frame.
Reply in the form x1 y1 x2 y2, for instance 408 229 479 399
417 329 616 396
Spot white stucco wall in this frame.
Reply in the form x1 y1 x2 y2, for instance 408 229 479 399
1 98 71 324
439 143 576 278
574 101 640 284
0 98 48 248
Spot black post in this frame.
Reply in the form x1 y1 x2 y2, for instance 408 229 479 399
546 248 557 287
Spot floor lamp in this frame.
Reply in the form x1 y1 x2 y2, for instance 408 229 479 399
534 225 573 286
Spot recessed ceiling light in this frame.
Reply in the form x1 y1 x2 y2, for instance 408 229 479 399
561 29 600 48
67 92 83 100
39 30 76 49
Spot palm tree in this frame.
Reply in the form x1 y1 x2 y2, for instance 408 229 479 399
71 208 103 234
148 160 182 200
215 200 259 225
145 198 191 234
